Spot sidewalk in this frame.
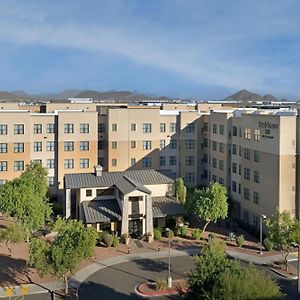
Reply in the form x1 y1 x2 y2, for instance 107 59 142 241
0 244 297 298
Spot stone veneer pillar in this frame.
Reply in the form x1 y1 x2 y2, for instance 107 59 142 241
121 196 129 235
65 188 71 220
145 195 153 235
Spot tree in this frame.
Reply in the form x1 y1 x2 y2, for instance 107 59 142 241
190 182 228 236
175 177 187 205
188 239 284 300
0 222 25 257
29 219 98 294
0 162 52 236
265 210 300 271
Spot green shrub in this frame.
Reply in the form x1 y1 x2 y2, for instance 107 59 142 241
263 238 274 251
154 228 162 240
156 227 164 233
192 228 202 240
98 231 109 244
208 232 216 241
178 225 188 237
165 229 174 239
235 235 245 248
112 236 119 247
155 277 168 291
103 234 114 247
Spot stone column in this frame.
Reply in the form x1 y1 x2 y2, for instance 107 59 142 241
65 188 71 220
121 196 129 235
145 195 153 235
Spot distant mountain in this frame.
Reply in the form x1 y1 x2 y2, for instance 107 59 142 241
0 91 27 100
50 89 83 100
224 89 279 102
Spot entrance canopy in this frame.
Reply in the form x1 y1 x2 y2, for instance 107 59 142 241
152 196 186 218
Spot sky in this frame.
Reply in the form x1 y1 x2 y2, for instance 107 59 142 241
0 0 300 99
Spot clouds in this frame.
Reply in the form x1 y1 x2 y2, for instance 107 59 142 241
0 1 299 98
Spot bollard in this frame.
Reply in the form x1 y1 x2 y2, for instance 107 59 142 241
157 246 160 252
127 246 130 254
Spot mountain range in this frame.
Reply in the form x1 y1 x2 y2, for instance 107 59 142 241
0 88 290 102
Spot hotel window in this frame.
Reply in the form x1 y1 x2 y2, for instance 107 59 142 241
169 156 177 166
212 141 217 151
238 184 241 194
212 157 217 168
203 122 208 131
202 154 208 163
34 124 42 134
112 158 117 166
160 156 166 166
186 123 195 133
14 143 24 153
80 158 89 168
186 156 195 166
98 141 105 150
232 144 237 155
253 216 259 228
232 126 237 137
131 123 136 131
160 139 165 150
219 177 224 185
219 124 224 135
254 170 260 183
98 123 105 133
80 141 89 151
232 181 237 192
239 145 242 156
33 159 42 165
64 141 74 151
244 148 251 160
47 141 54 151
0 179 6 185
0 143 7 153
14 124 24 135
64 123 74 133
232 162 237 173
98 157 105 167
254 150 260 162
212 174 217 182
47 123 55 133
244 168 250 180
203 170 208 179
112 123 118 131
80 123 89 133
239 127 242 137
170 139 177 149
131 141 136 149
160 123 166 132
213 124 217 134
243 210 250 223
14 160 24 171
186 139 195 149
239 164 241 175
143 140 152 150
86 189 92 197
34 142 42 152
244 187 250 200
219 142 224 153
64 159 74 169
185 172 195 182
203 138 208 148
170 122 176 132
254 129 260 141
0 161 7 171
142 157 151 167
112 141 118 149
48 177 54 187
244 128 251 140
47 159 55 169
253 192 260 204
219 159 224 171
143 123 152 133
131 158 136 166
0 124 7 135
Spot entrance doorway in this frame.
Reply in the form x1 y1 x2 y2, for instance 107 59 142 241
129 219 142 237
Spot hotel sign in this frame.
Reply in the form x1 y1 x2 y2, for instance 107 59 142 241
258 121 279 130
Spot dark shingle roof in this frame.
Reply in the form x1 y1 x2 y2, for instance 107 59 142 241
82 200 122 223
152 196 186 218
115 176 151 195
65 169 174 189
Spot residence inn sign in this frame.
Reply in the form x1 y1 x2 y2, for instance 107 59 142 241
258 121 279 130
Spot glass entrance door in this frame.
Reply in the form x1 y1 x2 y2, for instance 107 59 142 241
129 219 142 237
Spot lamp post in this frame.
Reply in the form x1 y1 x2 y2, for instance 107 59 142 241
260 215 266 255
292 242 300 298
165 228 172 288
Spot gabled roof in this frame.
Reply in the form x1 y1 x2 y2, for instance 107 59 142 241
114 176 151 195
64 169 175 189
152 196 186 218
82 200 122 223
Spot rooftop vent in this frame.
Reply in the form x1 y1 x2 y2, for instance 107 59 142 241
94 165 103 177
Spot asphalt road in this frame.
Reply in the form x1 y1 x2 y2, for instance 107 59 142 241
5 256 299 299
